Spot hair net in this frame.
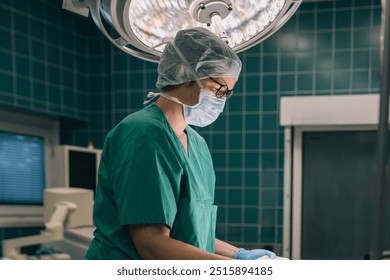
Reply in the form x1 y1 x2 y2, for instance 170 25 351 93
156 27 242 91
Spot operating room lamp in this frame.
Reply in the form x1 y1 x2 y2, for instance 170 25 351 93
65 0 302 62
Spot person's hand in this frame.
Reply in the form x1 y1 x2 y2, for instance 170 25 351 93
233 248 276 260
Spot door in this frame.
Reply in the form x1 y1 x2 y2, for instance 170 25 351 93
301 131 390 259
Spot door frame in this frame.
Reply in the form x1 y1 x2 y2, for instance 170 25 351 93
280 94 385 259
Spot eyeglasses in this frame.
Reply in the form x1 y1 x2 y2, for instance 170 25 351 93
208 77 234 100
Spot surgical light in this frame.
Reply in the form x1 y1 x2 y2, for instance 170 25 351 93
84 0 302 62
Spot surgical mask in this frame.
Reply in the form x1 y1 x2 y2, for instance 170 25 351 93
159 89 226 127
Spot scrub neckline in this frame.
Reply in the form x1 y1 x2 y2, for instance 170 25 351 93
151 103 191 159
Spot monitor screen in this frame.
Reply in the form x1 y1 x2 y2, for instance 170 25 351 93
0 131 45 205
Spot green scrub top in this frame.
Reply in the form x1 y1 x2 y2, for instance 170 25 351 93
86 103 217 259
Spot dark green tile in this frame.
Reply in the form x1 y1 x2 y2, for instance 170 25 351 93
298 52 314 71
0 72 13 93
244 227 258 243
262 94 277 111
32 62 45 81
317 1 333 9
245 208 259 224
48 85 60 104
227 225 242 242
113 74 128 91
245 56 261 73
299 13 315 31
245 95 260 112
245 170 259 186
261 190 276 207
47 45 60 64
130 73 144 90
354 9 372 28
0 7 11 27
262 133 277 150
352 70 369 89
62 51 74 70
32 82 46 101
263 55 277 72
262 35 278 53
262 152 277 169
16 77 30 98
298 32 314 51
228 207 242 223
246 76 260 91
333 70 351 89
245 132 259 149
30 19 44 40
0 93 13 103
353 50 369 68
335 11 352 29
262 114 277 131
215 171 226 187
212 134 226 150
229 95 243 112
0 51 12 72
245 190 259 206
229 133 243 149
280 74 295 92
228 189 242 205
262 170 277 188
12 0 30 13
334 51 351 69
317 32 333 51
261 226 275 243
317 11 333 30
315 72 331 90
245 115 260 131
228 171 242 187
335 31 351 49
262 75 277 92
62 71 74 88
353 29 370 48
229 115 242 130
114 93 128 110
316 52 332 70
335 0 354 8
280 54 296 72
213 152 227 169
31 41 45 60
298 73 313 90
15 56 30 76
229 152 242 168
0 29 12 50
261 209 276 226
214 189 225 205
245 151 259 169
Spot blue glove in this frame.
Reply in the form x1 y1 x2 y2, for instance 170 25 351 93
233 248 276 260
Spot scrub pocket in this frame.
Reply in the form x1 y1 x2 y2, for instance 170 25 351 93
170 198 218 252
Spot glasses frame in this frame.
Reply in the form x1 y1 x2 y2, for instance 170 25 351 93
208 77 234 99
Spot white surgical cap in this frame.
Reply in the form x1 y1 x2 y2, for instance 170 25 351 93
156 27 242 91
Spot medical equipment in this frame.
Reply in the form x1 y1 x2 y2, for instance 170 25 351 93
2 188 93 260
63 0 302 62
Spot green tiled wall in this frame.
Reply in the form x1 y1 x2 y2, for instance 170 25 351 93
0 0 383 252
0 0 90 120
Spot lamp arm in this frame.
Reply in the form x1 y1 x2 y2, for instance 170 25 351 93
2 202 77 260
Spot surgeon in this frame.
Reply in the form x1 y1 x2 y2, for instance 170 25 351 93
86 27 276 260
